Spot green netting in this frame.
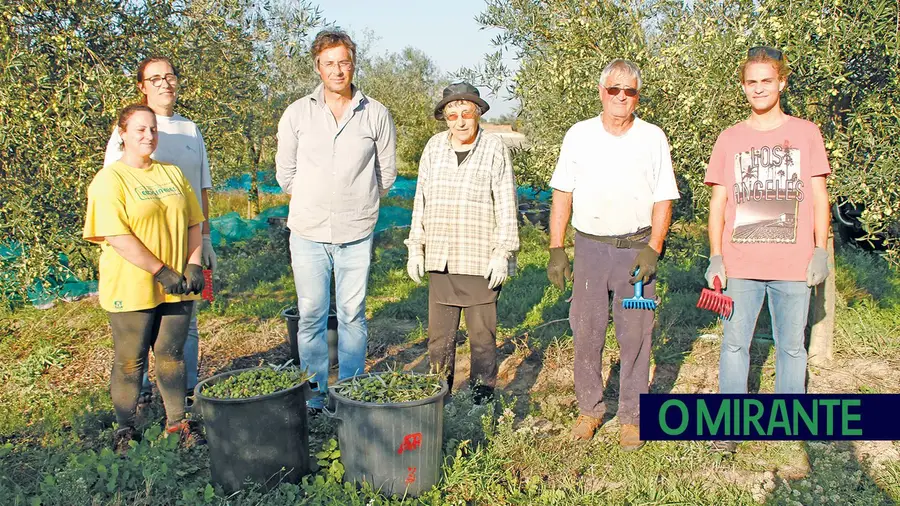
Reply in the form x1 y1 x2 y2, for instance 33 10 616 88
219 172 552 204
374 206 412 233
209 205 411 246
387 176 417 199
517 186 551 202
218 171 282 194
208 211 271 246
1 242 99 309
2 201 412 308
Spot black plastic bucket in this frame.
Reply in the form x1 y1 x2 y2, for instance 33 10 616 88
195 367 312 493
325 372 449 497
282 306 338 369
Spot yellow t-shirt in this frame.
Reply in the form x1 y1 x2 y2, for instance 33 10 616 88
83 160 205 312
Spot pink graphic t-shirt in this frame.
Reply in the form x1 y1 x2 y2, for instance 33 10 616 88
704 116 830 281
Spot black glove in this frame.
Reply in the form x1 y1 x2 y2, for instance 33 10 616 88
154 265 186 295
547 247 572 290
183 263 205 295
629 245 660 284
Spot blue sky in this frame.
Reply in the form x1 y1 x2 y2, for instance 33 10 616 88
317 0 518 118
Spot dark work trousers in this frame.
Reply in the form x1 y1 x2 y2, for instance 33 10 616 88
571 232 655 425
107 301 193 427
427 298 498 390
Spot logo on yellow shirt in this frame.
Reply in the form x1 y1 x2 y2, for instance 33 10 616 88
136 184 182 200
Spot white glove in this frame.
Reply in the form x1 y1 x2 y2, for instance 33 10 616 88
484 256 508 290
806 247 829 287
705 254 726 289
407 255 424 284
202 235 217 271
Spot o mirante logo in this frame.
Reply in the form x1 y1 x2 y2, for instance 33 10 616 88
640 394 899 441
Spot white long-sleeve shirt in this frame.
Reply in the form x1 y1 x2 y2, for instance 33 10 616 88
275 84 397 244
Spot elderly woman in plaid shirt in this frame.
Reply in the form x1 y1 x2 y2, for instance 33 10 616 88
405 82 520 404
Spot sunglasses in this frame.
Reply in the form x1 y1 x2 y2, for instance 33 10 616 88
445 110 476 121
748 46 783 61
603 85 638 97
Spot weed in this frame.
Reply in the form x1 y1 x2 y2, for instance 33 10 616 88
766 442 894 505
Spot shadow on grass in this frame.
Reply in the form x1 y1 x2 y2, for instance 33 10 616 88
763 441 895 505
496 267 571 416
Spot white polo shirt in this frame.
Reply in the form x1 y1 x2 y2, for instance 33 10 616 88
549 115 680 236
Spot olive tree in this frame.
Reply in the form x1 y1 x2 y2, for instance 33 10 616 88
474 0 899 253
356 47 447 173
0 0 176 307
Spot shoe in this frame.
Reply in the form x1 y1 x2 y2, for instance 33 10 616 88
113 426 139 456
307 406 323 418
709 440 738 454
571 414 603 441
166 419 206 447
620 424 644 451
472 385 495 405
137 390 153 406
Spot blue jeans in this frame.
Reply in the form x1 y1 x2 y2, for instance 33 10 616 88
290 232 372 408
720 279 811 394
141 303 199 394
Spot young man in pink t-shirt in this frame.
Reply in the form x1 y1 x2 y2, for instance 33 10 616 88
704 47 831 431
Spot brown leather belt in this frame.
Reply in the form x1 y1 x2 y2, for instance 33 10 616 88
576 226 651 249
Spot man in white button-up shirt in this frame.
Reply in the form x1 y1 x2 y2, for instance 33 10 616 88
546 59 679 449
275 30 397 411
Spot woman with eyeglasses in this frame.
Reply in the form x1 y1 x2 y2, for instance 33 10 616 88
87 104 206 454
703 46 831 452
404 82 519 404
104 56 214 413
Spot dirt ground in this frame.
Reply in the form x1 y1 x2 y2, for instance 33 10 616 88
40 301 899 503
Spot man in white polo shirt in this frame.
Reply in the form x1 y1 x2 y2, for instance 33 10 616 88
547 59 680 450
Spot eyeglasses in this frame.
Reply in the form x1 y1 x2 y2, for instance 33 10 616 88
603 85 638 97
143 74 178 87
748 46 783 61
319 60 354 72
445 110 476 121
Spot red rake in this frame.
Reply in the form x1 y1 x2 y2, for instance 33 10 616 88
697 276 733 319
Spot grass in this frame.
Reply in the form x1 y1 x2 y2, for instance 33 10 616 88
1 192 899 505
208 191 290 219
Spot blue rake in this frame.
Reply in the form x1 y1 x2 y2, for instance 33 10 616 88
623 269 657 311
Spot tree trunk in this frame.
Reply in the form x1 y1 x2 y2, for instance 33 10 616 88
247 142 261 218
808 226 835 366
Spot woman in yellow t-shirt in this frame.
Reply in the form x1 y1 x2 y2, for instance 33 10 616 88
84 104 206 454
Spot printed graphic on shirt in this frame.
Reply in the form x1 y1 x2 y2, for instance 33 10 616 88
731 141 804 244
135 184 183 201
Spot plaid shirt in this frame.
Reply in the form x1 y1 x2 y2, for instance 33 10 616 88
405 129 519 276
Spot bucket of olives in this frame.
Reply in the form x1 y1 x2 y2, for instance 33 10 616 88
194 362 315 493
325 370 448 497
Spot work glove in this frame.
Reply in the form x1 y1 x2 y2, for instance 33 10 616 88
407 254 425 284
705 255 727 289
484 256 508 290
202 235 217 271
154 265 186 295
806 247 829 287
629 245 659 284
184 263 205 295
547 247 572 291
